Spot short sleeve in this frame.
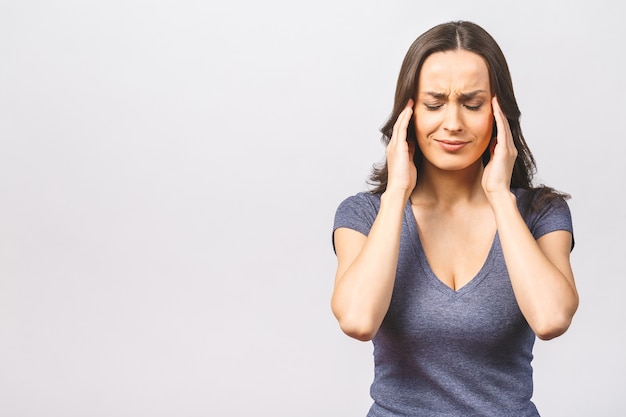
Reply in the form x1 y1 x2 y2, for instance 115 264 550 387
516 190 575 250
332 192 381 253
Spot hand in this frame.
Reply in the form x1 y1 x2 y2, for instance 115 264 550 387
386 99 417 198
481 96 517 198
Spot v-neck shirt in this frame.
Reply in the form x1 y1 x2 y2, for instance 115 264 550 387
332 188 573 417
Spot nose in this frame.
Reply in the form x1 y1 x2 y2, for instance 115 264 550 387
442 105 463 133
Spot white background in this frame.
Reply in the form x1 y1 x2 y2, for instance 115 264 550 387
1 1 623 416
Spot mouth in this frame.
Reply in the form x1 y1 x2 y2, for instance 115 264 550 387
435 139 469 152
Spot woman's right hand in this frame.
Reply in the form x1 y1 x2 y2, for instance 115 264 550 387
332 101 417 341
332 100 417 340
386 99 417 199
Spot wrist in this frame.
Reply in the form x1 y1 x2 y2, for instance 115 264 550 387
487 189 517 212
382 187 412 204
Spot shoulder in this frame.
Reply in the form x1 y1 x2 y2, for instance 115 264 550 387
333 192 382 234
513 187 571 217
336 191 381 212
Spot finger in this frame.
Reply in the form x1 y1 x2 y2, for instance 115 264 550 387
392 106 412 141
391 100 414 144
491 96 503 140
491 97 517 161
492 97 512 145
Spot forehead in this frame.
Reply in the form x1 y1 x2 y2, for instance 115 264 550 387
418 50 490 93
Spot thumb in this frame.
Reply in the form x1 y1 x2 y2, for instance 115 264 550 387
489 137 497 158
408 140 416 160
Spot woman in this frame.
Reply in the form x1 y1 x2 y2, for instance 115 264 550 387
331 21 578 416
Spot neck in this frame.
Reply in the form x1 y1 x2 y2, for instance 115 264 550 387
410 161 487 208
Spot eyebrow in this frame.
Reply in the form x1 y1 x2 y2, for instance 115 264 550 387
422 90 487 100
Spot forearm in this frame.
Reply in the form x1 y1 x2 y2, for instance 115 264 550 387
489 191 578 340
331 189 408 341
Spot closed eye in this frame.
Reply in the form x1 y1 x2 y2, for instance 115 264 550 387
464 103 483 111
424 103 443 111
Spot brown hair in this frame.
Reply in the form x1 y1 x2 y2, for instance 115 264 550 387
368 21 569 210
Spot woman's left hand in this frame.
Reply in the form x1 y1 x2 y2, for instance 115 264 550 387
481 96 517 198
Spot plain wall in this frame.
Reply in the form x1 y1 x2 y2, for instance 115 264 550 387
1 1 623 416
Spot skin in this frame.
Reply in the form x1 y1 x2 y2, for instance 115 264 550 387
331 49 578 342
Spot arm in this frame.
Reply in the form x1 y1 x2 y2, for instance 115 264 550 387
483 98 578 340
331 101 416 341
490 192 577 340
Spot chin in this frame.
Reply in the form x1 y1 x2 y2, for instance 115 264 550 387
426 156 483 173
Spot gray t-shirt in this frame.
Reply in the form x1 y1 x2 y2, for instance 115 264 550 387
332 189 574 417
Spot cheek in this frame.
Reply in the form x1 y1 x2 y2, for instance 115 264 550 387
473 114 494 141
414 112 439 140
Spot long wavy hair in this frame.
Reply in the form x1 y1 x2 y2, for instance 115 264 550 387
368 21 569 211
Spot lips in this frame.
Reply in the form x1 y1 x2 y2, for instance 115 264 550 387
435 139 469 152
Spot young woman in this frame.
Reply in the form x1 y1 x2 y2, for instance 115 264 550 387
331 21 578 416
